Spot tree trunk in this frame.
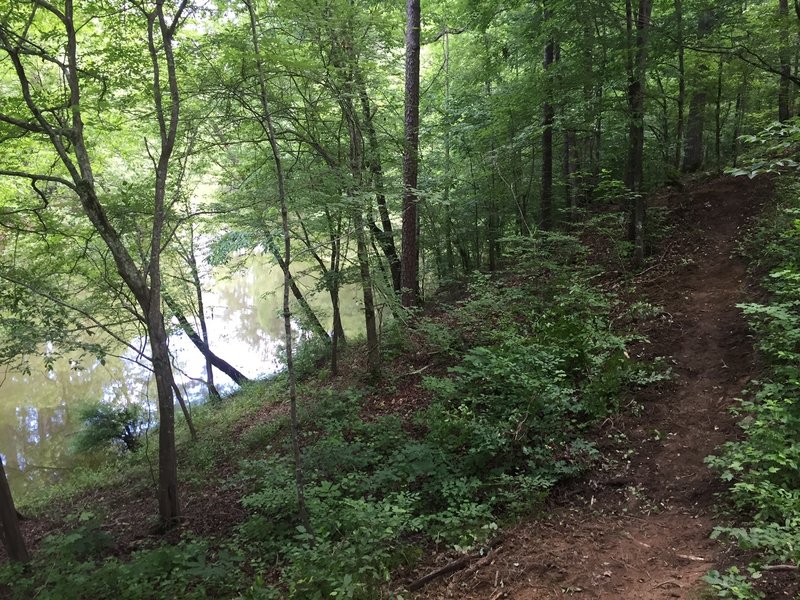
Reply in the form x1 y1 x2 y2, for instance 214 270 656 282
185 232 221 401
780 0 792 121
443 28 456 272
683 90 707 172
732 77 747 167
401 0 421 308
625 0 653 266
355 211 381 377
0 458 28 562
171 383 198 442
162 292 250 386
244 0 309 531
355 71 402 295
264 237 330 343
715 56 724 168
682 10 714 173
674 0 686 169
146 310 180 525
541 19 555 231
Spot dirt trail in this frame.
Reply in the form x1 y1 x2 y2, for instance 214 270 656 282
417 176 773 600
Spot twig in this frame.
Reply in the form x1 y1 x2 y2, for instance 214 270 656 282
677 554 706 562
653 580 683 589
403 364 432 377
762 564 798 572
406 537 504 592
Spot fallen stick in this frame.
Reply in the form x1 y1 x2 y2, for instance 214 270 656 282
762 564 798 572
677 554 706 562
407 537 504 592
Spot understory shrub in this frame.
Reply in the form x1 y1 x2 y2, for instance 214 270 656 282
233 234 644 598
71 401 146 454
0 514 242 600
706 179 800 585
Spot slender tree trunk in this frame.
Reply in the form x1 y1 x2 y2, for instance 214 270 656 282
325 210 345 375
354 211 381 377
163 292 250 386
683 10 714 173
563 129 578 221
245 0 309 531
355 71 402 295
625 0 653 266
401 0 421 307
264 237 330 343
683 90 707 172
443 29 456 273
185 232 220 401
0 458 28 562
541 17 555 231
674 0 686 169
171 383 198 441
732 77 747 167
780 0 792 121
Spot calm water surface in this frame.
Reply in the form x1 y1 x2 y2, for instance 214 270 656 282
0 255 366 499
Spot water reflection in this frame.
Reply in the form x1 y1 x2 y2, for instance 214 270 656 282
0 256 365 499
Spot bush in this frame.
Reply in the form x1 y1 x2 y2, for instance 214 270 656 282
705 179 800 586
72 401 146 454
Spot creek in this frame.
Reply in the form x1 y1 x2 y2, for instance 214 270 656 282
0 255 366 499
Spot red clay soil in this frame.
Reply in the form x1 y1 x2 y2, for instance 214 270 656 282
410 176 798 600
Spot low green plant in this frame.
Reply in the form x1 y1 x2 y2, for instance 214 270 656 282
705 178 800 595
1 521 245 600
72 401 146 453
703 567 765 600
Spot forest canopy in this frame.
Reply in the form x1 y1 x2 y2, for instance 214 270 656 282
1 0 799 596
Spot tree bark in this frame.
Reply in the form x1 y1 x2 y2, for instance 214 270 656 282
541 16 555 231
401 0 421 308
0 458 28 562
683 90 707 172
674 0 686 169
779 0 792 121
625 0 653 266
244 0 309 531
355 71 402 295
162 292 250 386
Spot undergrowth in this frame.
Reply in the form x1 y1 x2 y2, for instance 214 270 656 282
2 233 651 599
704 177 800 599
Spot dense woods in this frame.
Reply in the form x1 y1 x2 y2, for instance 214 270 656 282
1 0 800 598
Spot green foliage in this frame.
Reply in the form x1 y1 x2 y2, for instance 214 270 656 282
2 527 245 600
705 179 800 589
71 401 146 454
230 236 639 597
703 567 765 600
728 118 800 178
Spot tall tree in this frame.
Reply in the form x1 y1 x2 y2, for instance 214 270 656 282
0 457 28 563
0 0 190 526
541 8 555 231
243 0 309 530
625 0 653 265
683 10 715 173
401 0 421 308
779 0 792 121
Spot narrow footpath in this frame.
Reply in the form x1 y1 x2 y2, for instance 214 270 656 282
418 176 775 599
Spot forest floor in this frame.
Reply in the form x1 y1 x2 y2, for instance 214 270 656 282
408 175 797 600
7 175 798 600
